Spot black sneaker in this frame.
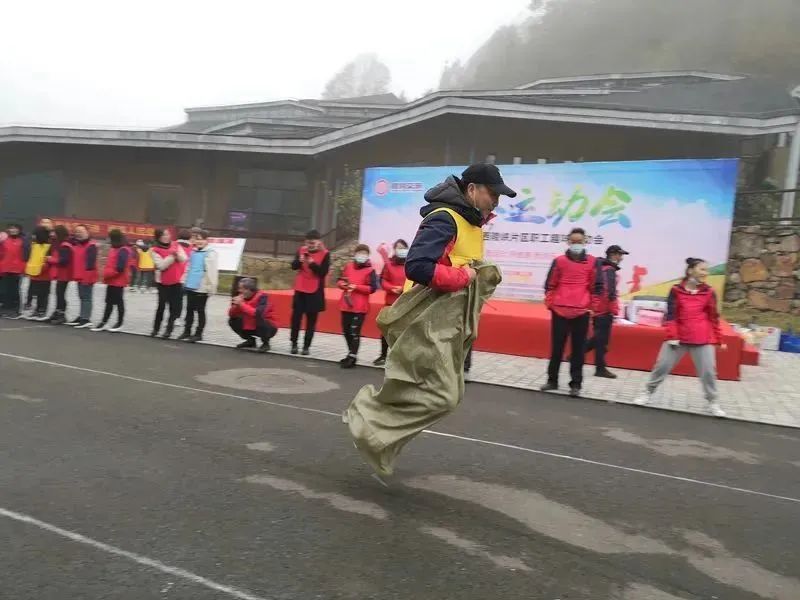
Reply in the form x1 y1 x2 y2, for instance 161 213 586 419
66 318 82 326
187 335 203 344
301 347 310 356
258 341 270 353
595 369 618 379
373 356 386 367
74 319 93 330
290 345 299 355
236 339 257 350
177 332 191 341
161 331 172 340
569 386 581 398
540 382 558 392
340 356 357 369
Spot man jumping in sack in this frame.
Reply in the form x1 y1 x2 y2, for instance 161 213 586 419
343 163 515 480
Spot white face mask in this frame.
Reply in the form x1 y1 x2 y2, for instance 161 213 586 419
568 243 585 255
395 248 408 259
354 254 369 264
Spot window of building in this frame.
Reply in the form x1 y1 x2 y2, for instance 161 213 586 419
232 169 310 234
146 185 182 225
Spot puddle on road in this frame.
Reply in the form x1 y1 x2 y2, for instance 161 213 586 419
601 427 761 465
243 474 388 520
420 526 532 573
246 442 275 452
195 368 338 395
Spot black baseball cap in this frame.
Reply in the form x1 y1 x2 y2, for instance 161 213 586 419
606 244 629 256
461 163 517 198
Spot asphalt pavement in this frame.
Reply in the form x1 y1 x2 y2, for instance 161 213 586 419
0 321 798 600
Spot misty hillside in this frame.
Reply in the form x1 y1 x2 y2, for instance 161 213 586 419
440 0 800 90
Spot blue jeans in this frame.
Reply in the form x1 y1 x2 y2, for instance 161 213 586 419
78 284 93 321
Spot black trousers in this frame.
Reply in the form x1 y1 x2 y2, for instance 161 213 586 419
290 308 319 349
101 286 125 325
585 314 614 371
547 312 590 388
29 280 50 314
341 312 365 356
1 274 21 312
229 317 277 344
55 280 69 313
184 290 208 336
154 283 183 333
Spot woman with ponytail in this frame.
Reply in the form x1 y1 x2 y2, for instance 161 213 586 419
635 257 726 417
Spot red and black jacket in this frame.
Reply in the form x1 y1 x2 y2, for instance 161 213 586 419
48 240 74 282
103 245 131 287
71 238 98 285
591 258 620 316
291 246 331 294
229 290 276 331
0 234 28 275
405 176 490 293
664 281 721 345
337 261 378 314
544 251 599 319
380 259 406 306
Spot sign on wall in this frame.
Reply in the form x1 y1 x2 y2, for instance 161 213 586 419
359 159 738 301
208 237 247 272
50 217 175 241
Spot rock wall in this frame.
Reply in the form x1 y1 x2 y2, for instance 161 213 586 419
726 226 800 315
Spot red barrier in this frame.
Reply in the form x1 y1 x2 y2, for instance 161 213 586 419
267 288 747 381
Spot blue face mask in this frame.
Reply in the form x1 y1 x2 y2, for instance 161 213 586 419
354 254 369 264
568 243 585 255
395 248 408 259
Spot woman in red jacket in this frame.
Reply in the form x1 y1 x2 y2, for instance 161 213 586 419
46 225 73 325
635 257 726 418
92 229 130 332
373 239 408 366
337 244 378 369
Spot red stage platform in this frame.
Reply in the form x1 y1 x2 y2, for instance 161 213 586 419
267 289 749 381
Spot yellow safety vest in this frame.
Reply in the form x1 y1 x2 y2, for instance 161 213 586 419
404 207 485 292
137 247 155 270
25 242 51 277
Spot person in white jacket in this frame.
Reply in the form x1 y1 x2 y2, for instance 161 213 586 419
179 229 219 343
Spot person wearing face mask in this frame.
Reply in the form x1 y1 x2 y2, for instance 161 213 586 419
585 244 628 379
0 223 28 318
541 227 599 397
228 278 277 352
635 258 726 418
373 239 409 366
344 164 512 480
337 244 379 369
68 224 98 329
290 229 331 356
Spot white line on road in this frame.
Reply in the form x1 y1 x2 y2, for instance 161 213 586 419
0 506 269 600
0 325 50 331
1 350 798 505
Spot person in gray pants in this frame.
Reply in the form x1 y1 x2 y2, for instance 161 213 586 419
634 257 726 417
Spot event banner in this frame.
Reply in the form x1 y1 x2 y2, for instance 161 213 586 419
359 159 738 301
51 217 175 241
207 237 247 272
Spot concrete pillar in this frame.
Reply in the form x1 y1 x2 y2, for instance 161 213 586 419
782 120 800 219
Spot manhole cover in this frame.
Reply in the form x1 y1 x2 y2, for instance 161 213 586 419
195 368 339 395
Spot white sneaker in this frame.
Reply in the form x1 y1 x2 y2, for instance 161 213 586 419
107 324 123 333
709 402 726 418
74 321 93 330
90 324 107 332
633 392 652 406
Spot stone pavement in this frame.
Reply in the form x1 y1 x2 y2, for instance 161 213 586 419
24 284 800 429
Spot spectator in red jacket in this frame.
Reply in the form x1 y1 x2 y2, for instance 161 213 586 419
46 225 73 325
92 229 130 333
228 277 277 353
69 224 99 328
373 238 408 366
289 230 330 356
337 244 379 369
635 257 726 418
0 223 28 318
585 244 628 379
542 227 598 397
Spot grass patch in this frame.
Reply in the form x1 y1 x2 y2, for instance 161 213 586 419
722 303 800 331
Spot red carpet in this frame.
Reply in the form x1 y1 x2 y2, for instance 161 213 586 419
267 289 748 381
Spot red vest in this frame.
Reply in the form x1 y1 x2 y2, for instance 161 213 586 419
151 244 183 285
103 246 131 287
338 262 376 314
71 239 98 285
380 260 406 306
0 236 26 274
49 241 74 282
544 253 597 319
294 246 329 293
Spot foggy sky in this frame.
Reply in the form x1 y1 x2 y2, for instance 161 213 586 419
0 0 530 128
